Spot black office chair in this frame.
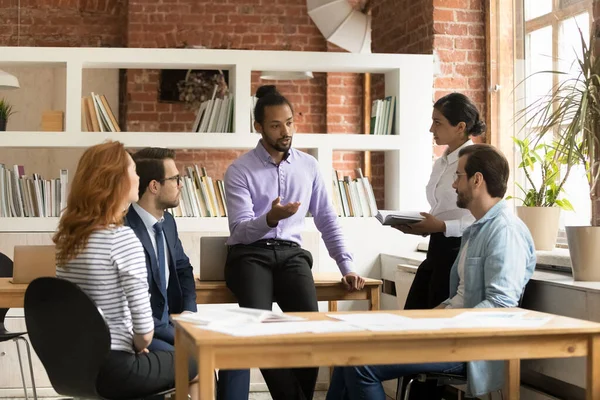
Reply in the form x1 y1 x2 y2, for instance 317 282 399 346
396 290 528 400
0 252 37 400
24 277 176 399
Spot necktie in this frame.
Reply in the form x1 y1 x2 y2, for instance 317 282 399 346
153 221 167 295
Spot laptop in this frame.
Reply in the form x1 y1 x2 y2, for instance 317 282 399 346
10 245 56 284
199 236 228 281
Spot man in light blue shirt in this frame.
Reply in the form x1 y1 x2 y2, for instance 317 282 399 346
326 144 536 400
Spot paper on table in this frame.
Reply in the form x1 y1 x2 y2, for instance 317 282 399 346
327 313 411 325
199 321 365 337
450 311 552 328
173 307 305 327
453 311 529 320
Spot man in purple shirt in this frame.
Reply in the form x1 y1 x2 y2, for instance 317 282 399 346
224 85 366 400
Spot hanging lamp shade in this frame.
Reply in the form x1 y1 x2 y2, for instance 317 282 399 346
0 70 19 89
307 0 371 54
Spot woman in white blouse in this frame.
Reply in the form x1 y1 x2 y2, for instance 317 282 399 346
397 93 484 310
54 141 195 399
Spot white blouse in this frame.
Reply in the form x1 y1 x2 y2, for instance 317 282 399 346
425 140 475 237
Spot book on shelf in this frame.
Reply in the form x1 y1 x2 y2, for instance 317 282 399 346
374 210 424 226
82 93 121 132
331 168 378 218
370 96 396 135
0 165 68 218
168 165 228 218
173 307 305 327
250 95 258 133
191 86 234 133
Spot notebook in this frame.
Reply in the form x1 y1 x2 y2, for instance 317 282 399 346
375 210 425 226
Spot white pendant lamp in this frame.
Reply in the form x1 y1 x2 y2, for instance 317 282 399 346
307 0 371 54
0 70 20 90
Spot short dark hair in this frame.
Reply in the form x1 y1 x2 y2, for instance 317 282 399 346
434 92 486 137
253 85 294 125
458 144 510 198
132 147 176 197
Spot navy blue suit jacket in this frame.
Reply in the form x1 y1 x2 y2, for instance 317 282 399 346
125 206 197 340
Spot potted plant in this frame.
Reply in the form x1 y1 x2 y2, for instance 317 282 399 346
509 137 574 251
0 98 14 131
520 30 600 280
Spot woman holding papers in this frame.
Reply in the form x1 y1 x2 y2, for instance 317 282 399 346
399 93 483 310
54 141 197 399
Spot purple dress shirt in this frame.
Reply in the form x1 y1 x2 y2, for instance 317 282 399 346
224 140 354 275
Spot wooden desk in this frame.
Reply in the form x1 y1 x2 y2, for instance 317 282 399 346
173 308 600 400
0 274 382 311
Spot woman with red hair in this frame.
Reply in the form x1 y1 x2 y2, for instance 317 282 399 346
54 141 195 399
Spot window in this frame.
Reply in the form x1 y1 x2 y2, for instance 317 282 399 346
516 0 593 235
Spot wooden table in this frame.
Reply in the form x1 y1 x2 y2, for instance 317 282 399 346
173 308 600 400
0 273 382 311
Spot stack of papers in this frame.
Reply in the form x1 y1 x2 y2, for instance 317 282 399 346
175 309 553 337
173 307 305 328
327 311 553 332
202 321 364 337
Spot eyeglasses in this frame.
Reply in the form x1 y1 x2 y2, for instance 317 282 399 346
159 174 181 185
453 172 467 181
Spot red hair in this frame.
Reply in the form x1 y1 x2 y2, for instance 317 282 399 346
54 141 131 266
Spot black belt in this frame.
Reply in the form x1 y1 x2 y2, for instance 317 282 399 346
254 239 300 248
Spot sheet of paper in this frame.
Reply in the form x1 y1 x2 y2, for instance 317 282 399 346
198 321 365 337
453 311 529 320
327 313 412 325
365 318 450 331
450 311 552 328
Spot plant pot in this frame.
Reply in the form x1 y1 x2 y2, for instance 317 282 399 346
516 206 560 251
0 118 6 131
566 226 600 281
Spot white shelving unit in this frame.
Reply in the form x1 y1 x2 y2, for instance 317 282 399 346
0 47 434 232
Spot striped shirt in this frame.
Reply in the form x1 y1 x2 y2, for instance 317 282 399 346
56 226 154 353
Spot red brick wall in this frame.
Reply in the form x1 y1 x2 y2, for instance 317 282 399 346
124 0 364 184
370 0 434 208
432 0 486 157
0 0 127 47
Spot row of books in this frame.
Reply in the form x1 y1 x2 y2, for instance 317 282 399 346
82 92 122 132
370 96 396 135
191 87 234 133
0 165 68 218
169 165 227 218
331 168 378 218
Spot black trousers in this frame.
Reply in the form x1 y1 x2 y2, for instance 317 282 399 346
404 233 462 310
96 349 197 400
225 240 319 400
401 232 462 400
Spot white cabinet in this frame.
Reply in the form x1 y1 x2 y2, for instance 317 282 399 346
395 265 417 310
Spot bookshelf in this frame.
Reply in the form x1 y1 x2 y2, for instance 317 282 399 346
0 46 434 231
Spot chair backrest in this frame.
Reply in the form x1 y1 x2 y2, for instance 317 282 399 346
24 277 111 398
0 252 13 278
0 252 13 328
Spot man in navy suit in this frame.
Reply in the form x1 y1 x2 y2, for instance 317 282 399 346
126 147 250 400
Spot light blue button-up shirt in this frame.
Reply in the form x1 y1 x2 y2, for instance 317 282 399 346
443 200 536 396
224 140 354 275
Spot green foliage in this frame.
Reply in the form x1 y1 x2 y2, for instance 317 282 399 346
506 137 574 211
0 98 14 120
515 29 600 224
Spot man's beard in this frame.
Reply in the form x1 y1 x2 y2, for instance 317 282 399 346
157 196 179 210
456 190 471 209
271 136 292 152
